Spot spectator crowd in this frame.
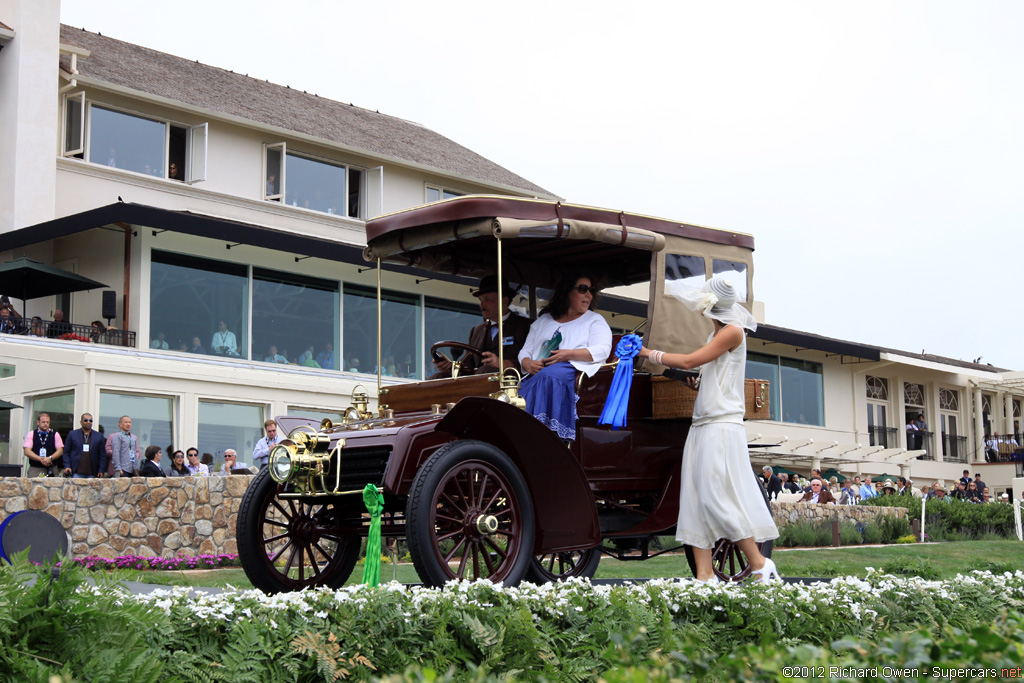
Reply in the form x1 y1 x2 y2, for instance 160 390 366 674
22 412 275 479
760 466 1011 506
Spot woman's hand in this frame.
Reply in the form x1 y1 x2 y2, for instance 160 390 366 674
545 348 591 365
521 357 544 375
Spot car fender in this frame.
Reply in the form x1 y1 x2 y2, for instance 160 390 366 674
436 396 601 554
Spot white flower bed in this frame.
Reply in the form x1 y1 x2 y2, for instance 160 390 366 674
109 569 1024 629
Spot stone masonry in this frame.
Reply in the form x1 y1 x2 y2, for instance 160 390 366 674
0 476 909 559
0 475 255 559
770 501 909 527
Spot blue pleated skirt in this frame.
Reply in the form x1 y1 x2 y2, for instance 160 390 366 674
520 361 578 440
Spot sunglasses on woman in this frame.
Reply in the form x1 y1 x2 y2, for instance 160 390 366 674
574 284 597 295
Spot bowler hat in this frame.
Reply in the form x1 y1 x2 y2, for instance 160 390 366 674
471 275 511 298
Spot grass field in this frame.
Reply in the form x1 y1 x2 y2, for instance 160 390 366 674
122 540 1024 589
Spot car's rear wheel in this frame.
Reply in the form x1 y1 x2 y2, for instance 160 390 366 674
405 440 535 587
683 472 775 582
526 547 602 583
237 468 361 593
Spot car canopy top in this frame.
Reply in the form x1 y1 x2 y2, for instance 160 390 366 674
364 195 757 366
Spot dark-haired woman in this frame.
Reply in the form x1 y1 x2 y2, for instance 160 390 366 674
138 445 165 477
517 275 612 440
168 450 190 477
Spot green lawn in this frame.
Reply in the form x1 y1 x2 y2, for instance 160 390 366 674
124 540 1024 589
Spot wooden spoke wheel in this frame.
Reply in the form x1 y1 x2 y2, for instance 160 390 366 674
526 547 602 583
682 470 776 582
237 468 361 593
406 440 535 587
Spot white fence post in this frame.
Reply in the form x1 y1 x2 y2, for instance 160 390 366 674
1014 500 1023 542
920 496 927 542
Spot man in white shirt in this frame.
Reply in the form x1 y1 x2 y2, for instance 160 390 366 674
185 447 209 476
251 419 280 470
211 320 240 357
218 449 253 474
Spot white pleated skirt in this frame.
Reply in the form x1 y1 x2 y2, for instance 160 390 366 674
675 420 779 550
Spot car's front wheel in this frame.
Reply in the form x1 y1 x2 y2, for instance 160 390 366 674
405 440 535 587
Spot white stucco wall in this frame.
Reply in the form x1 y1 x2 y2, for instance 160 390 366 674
0 0 60 234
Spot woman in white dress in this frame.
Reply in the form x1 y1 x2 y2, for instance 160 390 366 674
639 276 779 583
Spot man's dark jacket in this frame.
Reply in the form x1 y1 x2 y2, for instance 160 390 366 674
64 428 108 475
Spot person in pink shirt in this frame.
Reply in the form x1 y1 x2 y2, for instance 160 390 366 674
23 412 64 476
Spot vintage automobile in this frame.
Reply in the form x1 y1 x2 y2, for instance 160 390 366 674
236 196 772 593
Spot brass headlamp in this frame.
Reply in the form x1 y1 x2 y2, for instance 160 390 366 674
489 368 526 409
269 425 338 492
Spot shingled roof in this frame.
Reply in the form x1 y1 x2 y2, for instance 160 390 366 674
58 25 555 198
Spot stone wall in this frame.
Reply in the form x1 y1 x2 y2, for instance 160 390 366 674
771 501 909 527
0 475 256 558
0 477 909 559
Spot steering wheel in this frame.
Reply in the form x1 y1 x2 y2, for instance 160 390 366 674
430 341 484 377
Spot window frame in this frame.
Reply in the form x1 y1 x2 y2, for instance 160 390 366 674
62 91 85 157
264 143 369 219
186 122 208 183
71 97 208 183
745 351 825 426
425 184 463 203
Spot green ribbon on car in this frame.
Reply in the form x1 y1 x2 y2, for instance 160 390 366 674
361 483 385 587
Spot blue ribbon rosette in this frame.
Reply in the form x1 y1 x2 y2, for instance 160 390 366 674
598 333 643 430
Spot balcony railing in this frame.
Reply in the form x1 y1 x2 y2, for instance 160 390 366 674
993 436 1023 462
0 318 136 348
909 430 935 460
868 425 898 448
941 434 968 463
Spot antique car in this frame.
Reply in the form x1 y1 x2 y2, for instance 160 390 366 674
236 196 772 593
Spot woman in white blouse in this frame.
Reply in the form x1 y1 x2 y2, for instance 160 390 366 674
518 275 612 440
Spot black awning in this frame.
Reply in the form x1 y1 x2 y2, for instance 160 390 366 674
1 202 368 264
750 324 880 361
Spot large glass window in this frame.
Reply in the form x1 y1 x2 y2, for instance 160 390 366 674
31 392 75 449
88 105 166 176
745 352 824 425
99 392 175 471
150 251 249 358
424 297 482 378
343 284 421 377
264 145 364 219
198 401 264 463
252 269 338 367
425 186 462 203
0 408 9 465
746 352 781 422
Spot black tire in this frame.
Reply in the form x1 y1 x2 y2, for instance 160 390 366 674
526 546 602 583
237 468 361 593
405 439 535 587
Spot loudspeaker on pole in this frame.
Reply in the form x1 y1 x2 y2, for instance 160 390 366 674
102 290 117 323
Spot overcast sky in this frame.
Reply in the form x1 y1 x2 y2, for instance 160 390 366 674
60 1 1024 369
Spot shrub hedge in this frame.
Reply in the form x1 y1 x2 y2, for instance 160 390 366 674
2 551 1024 682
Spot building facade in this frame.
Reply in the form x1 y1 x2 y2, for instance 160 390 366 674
1 1 1021 499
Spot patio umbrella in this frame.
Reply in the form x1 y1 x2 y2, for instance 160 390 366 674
0 258 107 317
821 467 848 483
0 399 18 410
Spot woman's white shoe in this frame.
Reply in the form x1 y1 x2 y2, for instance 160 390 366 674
749 557 781 583
696 575 722 585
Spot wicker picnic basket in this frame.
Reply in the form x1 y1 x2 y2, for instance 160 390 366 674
651 377 770 420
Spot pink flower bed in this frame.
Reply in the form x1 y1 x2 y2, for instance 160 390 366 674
63 554 240 571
